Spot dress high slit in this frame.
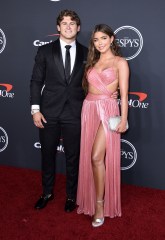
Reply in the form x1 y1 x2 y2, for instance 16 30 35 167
77 67 121 218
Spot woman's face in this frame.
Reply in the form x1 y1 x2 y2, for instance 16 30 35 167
93 31 113 53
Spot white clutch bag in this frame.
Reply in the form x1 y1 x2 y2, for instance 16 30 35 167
108 116 129 131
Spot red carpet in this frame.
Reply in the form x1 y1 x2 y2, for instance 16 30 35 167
0 166 164 240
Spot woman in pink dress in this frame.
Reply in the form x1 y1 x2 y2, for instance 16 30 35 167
77 24 129 227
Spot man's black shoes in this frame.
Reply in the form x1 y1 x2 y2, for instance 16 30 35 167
64 198 76 212
34 194 54 210
34 194 76 212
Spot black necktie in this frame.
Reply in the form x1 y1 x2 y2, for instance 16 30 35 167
65 45 71 83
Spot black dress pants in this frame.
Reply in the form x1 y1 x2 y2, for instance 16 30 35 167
39 101 81 199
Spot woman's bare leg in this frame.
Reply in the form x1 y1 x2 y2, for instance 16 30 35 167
92 122 106 220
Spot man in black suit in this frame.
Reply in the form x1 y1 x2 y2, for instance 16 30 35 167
30 9 88 212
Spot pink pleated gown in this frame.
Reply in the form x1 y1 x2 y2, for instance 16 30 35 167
77 67 121 218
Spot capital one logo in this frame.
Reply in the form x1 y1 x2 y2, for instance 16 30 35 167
33 33 59 47
0 29 6 54
33 40 53 47
34 139 64 153
121 139 137 170
129 92 149 109
0 83 14 98
0 127 8 152
118 92 149 109
114 26 143 60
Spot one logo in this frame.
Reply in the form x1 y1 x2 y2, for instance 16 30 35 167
0 83 14 98
0 127 8 152
0 29 6 54
118 92 149 109
33 33 59 47
128 92 149 109
114 26 143 60
34 139 64 153
121 139 137 170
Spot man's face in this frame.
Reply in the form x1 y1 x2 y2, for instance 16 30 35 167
57 16 80 42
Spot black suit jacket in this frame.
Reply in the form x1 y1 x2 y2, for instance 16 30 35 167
30 39 88 118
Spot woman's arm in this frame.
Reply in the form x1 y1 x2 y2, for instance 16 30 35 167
116 58 129 133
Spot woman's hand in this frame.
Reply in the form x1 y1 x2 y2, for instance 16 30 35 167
116 120 128 133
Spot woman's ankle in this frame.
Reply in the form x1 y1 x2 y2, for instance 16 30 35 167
94 199 104 219
97 199 104 204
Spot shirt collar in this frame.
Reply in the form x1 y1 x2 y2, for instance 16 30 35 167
59 38 76 49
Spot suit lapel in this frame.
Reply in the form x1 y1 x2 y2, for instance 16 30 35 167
52 39 65 80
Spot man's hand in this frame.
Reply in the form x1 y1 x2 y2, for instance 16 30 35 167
111 90 118 99
32 112 47 128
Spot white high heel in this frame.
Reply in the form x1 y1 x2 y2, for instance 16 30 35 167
92 200 104 227
92 217 104 227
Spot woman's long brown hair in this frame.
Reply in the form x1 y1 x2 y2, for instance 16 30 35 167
82 24 121 94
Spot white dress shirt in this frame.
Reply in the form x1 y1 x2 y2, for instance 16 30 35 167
60 38 76 74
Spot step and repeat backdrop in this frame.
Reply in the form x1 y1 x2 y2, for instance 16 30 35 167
0 0 165 190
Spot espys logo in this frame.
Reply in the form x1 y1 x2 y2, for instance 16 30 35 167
33 33 59 47
121 139 137 170
0 29 6 54
114 26 143 60
0 127 8 152
0 83 14 98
